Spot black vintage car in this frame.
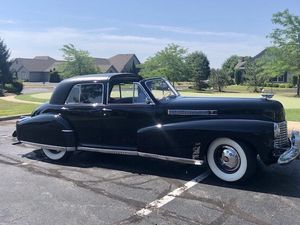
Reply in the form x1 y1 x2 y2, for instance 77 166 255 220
15 73 300 182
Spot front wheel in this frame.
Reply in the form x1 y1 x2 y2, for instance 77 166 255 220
207 138 256 182
42 148 72 161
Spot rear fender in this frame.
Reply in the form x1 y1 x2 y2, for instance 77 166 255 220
16 114 76 150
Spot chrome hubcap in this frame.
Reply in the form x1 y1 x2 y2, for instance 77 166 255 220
215 145 241 173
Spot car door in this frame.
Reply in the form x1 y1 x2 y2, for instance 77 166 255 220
60 82 105 146
99 82 157 149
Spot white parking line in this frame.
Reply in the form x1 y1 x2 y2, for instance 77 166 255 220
135 170 210 217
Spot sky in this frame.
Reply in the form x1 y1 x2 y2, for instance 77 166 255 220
0 0 299 68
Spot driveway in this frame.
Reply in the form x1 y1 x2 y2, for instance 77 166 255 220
22 82 57 94
1 120 300 225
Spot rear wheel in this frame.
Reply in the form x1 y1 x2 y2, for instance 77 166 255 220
42 148 72 161
207 138 256 182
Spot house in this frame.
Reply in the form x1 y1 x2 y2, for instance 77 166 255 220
234 49 292 83
10 54 140 82
11 56 57 82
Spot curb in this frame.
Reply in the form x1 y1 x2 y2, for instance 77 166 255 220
0 114 30 122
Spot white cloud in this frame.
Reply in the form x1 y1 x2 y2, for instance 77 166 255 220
0 19 16 24
0 26 269 68
137 24 259 38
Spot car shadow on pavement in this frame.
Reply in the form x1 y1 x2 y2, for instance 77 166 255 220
22 149 300 199
202 160 300 199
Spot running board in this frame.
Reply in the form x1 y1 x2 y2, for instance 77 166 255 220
16 141 204 166
77 146 204 165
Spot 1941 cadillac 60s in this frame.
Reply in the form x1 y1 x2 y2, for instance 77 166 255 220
14 73 300 182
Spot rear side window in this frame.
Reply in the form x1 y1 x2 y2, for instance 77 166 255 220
65 85 80 104
65 83 103 104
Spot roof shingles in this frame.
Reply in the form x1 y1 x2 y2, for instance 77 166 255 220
12 54 139 74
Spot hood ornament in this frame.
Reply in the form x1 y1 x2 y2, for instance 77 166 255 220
261 89 274 100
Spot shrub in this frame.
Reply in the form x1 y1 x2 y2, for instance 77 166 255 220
0 85 3 96
292 76 298 86
279 83 286 88
4 80 23 94
49 71 61 83
194 80 210 90
4 83 13 92
12 80 23 93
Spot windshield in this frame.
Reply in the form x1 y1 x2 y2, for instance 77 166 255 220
144 78 179 102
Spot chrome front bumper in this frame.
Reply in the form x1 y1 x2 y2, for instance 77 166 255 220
278 130 300 164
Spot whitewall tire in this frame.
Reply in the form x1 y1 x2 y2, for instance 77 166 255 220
207 138 256 182
42 148 71 161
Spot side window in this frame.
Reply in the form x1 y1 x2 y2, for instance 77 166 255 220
80 84 103 104
108 82 149 104
133 84 147 104
65 84 103 104
65 84 80 104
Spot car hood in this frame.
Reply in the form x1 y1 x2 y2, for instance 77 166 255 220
163 96 285 122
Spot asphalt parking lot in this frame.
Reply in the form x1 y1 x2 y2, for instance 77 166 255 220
1 120 300 225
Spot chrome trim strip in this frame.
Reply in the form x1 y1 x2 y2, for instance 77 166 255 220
138 152 203 165
77 146 138 156
168 109 218 116
20 141 76 151
106 81 110 104
77 146 203 165
61 130 74 133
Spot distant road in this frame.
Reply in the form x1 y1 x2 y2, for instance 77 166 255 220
22 82 57 94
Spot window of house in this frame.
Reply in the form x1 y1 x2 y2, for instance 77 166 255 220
65 83 103 104
277 75 284 82
21 71 26 79
108 82 149 104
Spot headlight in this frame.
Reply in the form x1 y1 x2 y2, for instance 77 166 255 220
274 123 281 138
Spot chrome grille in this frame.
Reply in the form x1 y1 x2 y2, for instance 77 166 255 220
274 121 289 148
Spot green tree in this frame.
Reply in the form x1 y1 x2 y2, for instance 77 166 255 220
58 44 98 78
0 38 12 92
267 9 300 96
221 55 239 82
244 60 268 92
186 51 210 90
209 68 230 92
256 47 287 78
139 44 188 83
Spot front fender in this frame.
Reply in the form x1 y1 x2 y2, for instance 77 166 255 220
137 119 274 161
16 114 76 149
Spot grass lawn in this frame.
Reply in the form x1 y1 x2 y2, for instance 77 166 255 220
285 109 300 122
0 99 38 117
15 92 52 103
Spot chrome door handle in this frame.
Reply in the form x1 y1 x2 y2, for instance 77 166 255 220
61 107 70 111
102 108 112 112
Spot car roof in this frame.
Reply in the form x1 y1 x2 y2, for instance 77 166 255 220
63 73 142 83
49 73 142 105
